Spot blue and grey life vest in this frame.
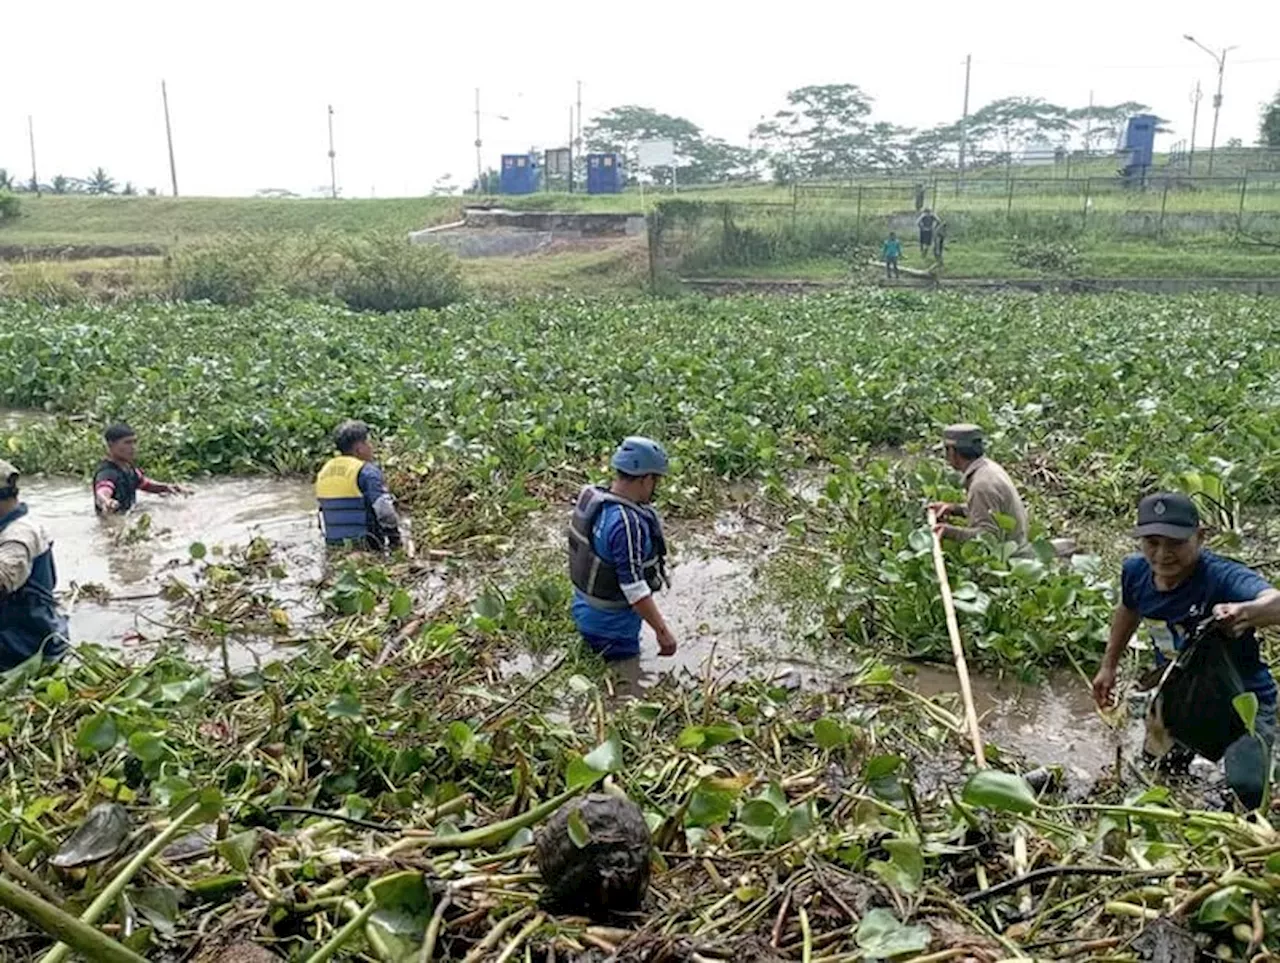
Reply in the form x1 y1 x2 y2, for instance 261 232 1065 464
0 505 69 669
567 486 667 611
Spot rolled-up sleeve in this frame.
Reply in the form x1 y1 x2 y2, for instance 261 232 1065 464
0 530 39 595
607 507 651 604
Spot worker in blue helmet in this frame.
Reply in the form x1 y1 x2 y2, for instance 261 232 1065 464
567 437 677 661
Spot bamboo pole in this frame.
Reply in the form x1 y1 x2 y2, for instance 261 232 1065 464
926 508 986 767
0 877 147 963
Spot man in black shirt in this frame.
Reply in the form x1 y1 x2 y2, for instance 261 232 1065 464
93 423 187 514
916 208 940 256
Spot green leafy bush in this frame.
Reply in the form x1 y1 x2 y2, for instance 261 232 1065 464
167 235 281 305
331 233 465 312
0 189 20 223
166 232 464 311
1009 236 1083 274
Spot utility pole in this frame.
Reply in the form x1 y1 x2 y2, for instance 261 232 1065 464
1184 35 1236 177
27 116 39 196
1083 90 1094 156
474 88 483 193
162 80 179 197
568 106 575 194
576 80 583 154
957 54 971 185
327 105 338 199
1188 81 1202 173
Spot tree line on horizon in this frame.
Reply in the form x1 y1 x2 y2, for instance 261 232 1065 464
574 83 1280 187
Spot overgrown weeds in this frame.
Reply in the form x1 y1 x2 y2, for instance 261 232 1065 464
165 231 465 310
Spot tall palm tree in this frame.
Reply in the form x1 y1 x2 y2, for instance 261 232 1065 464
86 167 117 195
51 175 71 194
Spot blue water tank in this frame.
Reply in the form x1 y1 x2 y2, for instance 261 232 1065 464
1122 114 1157 180
500 153 540 194
586 153 623 194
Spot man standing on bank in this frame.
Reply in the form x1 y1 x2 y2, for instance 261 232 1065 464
315 420 402 551
0 460 70 669
929 424 1030 552
93 423 188 514
916 207 940 257
568 437 677 661
1093 493 1280 810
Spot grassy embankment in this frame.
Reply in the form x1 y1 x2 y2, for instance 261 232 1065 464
1 187 1277 295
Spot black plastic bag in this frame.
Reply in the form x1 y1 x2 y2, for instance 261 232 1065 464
1147 617 1248 762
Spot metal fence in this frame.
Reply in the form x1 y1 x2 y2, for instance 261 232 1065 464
650 178 1280 279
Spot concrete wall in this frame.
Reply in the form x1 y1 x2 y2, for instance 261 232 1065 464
461 208 646 236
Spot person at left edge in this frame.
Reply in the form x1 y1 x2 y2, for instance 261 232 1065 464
93 422 187 514
315 420 402 551
568 436 677 661
0 459 70 670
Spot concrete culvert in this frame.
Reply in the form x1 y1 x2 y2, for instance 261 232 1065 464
536 793 651 915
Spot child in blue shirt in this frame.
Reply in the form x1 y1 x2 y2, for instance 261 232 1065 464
881 233 903 279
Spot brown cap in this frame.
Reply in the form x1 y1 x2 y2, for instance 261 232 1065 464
942 424 984 446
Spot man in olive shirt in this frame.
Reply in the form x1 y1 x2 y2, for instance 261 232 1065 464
929 423 1029 551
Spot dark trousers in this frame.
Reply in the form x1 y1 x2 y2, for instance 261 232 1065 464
885 257 899 279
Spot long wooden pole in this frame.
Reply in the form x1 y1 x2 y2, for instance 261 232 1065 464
927 508 987 767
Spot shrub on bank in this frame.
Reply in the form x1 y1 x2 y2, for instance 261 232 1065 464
331 233 465 312
165 231 465 311
0 190 20 222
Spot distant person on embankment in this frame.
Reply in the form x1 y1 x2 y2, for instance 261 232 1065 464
93 423 189 514
932 217 948 265
881 232 903 279
916 208 940 257
315 420 402 551
928 424 1030 553
0 459 70 669
1092 493 1280 810
567 437 677 661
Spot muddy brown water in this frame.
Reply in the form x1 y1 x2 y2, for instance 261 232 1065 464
13 467 1138 773
500 505 1133 773
21 477 323 668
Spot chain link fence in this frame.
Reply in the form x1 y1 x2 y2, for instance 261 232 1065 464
651 172 1280 280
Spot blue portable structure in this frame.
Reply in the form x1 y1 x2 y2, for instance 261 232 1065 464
586 153 624 194
1120 114 1157 184
500 153 540 194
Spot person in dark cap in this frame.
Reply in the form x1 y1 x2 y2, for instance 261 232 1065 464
93 423 188 514
1093 492 1280 809
0 459 70 669
929 424 1029 551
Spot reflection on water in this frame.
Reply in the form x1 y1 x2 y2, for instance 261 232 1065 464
908 663 1130 773
20 477 322 660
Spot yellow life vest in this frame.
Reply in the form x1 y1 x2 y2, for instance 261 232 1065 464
315 455 368 543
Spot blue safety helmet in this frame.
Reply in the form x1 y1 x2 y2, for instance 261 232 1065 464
610 436 669 477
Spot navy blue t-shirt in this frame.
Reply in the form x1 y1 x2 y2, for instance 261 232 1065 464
1121 550 1275 704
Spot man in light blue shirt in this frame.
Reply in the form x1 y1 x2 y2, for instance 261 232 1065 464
567 437 677 661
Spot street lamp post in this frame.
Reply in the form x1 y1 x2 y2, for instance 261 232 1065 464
1184 34 1237 177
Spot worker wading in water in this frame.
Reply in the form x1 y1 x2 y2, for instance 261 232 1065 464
929 424 1030 554
0 460 70 669
315 420 402 551
567 437 677 661
1093 493 1280 810
93 423 188 514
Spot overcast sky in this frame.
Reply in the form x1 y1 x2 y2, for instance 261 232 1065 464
3 0 1278 197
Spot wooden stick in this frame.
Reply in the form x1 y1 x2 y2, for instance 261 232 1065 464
926 509 986 768
0 878 147 963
